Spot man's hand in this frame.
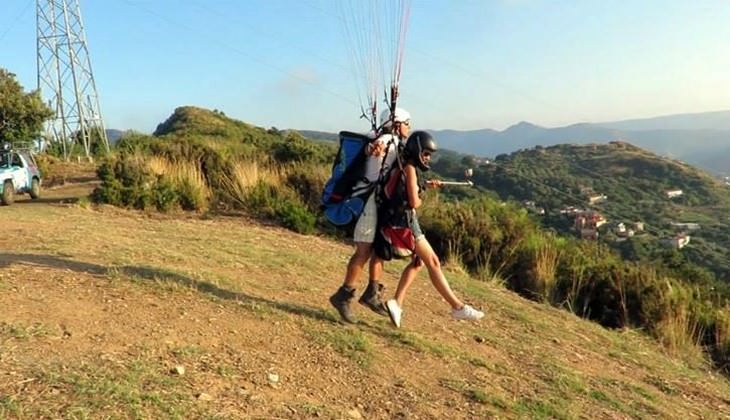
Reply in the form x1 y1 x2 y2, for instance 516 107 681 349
367 142 386 157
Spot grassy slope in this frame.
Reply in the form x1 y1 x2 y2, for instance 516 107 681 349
478 143 730 281
0 184 729 419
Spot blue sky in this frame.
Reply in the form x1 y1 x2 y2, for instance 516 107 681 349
2 0 729 134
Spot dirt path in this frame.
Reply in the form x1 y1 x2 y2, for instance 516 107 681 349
1 181 729 419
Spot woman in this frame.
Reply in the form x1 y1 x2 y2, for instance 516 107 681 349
384 131 484 327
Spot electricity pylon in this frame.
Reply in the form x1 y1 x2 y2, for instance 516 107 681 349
36 0 108 160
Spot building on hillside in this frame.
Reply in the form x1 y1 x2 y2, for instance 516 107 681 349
560 206 582 215
632 222 645 232
665 233 691 249
588 194 607 205
670 222 700 231
579 186 594 195
665 189 683 198
574 211 607 240
615 223 635 238
579 228 599 240
574 211 607 230
522 200 546 215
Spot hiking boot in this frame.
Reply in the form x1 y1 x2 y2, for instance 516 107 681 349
358 281 388 316
329 286 356 323
452 304 484 321
386 299 402 328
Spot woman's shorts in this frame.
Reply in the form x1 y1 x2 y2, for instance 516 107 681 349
410 214 426 242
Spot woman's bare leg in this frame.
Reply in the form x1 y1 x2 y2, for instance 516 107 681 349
394 258 422 306
413 239 463 310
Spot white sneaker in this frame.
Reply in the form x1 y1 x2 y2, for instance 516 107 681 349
452 304 484 321
386 299 402 328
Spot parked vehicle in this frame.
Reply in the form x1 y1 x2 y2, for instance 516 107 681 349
0 144 42 205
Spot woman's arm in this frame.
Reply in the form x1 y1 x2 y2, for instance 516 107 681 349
405 164 422 209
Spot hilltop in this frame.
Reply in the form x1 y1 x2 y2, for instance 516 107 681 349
1 180 729 418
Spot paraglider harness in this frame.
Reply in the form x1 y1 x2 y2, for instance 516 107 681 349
320 128 401 231
320 95 401 231
372 141 421 261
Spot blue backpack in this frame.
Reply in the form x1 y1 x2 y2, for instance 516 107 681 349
321 131 374 227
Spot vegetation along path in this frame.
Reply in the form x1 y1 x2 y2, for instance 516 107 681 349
1 181 729 419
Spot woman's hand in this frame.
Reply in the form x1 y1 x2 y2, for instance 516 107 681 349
426 179 443 189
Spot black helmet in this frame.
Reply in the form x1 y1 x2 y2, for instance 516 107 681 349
404 131 437 171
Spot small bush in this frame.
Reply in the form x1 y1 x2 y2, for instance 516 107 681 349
92 156 156 209
286 163 329 212
275 199 316 234
177 177 208 211
153 176 179 212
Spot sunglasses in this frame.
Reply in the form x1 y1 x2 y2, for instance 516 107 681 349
398 120 411 127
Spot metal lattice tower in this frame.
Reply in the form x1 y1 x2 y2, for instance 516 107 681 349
36 0 108 159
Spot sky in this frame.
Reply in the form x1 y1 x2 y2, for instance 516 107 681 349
2 0 729 134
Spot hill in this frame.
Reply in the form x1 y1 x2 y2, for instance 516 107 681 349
430 111 730 175
292 129 339 142
447 142 730 282
598 110 730 131
1 182 729 418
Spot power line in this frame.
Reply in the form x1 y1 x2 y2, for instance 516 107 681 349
116 0 359 110
0 0 34 44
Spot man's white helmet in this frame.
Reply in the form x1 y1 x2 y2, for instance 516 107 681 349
380 107 411 127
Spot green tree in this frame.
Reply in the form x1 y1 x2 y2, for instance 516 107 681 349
0 69 53 144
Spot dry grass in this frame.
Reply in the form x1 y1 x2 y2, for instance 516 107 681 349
716 307 730 360
655 302 706 364
218 160 284 207
233 160 283 189
146 156 211 210
532 240 561 303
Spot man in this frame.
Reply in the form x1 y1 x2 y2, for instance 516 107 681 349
329 108 411 323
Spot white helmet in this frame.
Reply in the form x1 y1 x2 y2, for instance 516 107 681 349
380 107 411 127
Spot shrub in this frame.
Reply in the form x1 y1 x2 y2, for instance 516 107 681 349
152 176 179 212
286 163 329 212
275 199 317 234
177 176 208 211
92 156 155 209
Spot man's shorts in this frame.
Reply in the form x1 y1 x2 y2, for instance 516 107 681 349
353 194 378 243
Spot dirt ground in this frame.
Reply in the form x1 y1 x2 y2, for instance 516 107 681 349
1 181 729 419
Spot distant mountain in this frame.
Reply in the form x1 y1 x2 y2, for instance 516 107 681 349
292 130 338 142
106 129 125 144
431 111 730 175
598 110 730 131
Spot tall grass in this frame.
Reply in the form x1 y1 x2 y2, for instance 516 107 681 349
655 304 705 363
147 156 210 211
219 160 283 208
442 240 470 276
714 307 730 370
523 233 561 303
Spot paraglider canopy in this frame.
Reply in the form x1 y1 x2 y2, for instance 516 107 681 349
337 0 412 133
